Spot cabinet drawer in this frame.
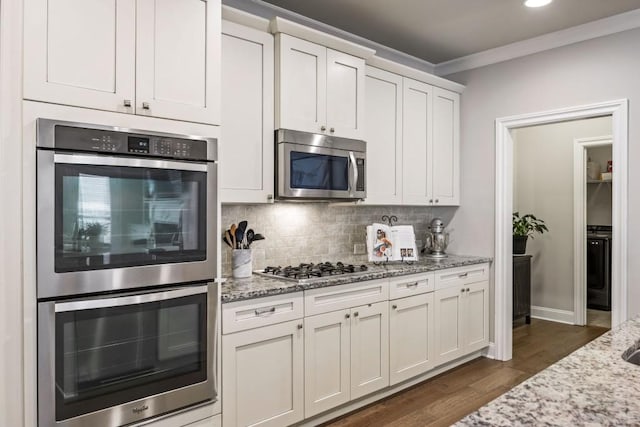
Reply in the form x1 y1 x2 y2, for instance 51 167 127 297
222 293 303 334
389 273 434 300
435 263 490 290
304 279 389 316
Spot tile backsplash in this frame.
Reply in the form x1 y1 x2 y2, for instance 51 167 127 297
221 203 456 276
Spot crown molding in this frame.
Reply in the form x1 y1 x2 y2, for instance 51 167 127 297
435 8 640 77
221 0 436 74
222 5 270 32
367 56 465 93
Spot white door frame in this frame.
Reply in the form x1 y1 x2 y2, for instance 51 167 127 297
573 136 612 326
494 99 628 361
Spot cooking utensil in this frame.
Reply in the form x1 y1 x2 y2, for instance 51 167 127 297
225 229 235 249
252 233 265 241
235 227 244 249
237 220 248 248
223 233 233 248
230 224 237 248
245 229 255 247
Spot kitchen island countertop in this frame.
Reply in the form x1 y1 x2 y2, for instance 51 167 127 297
456 315 640 426
221 254 491 303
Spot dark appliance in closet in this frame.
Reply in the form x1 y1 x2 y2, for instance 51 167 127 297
586 225 612 311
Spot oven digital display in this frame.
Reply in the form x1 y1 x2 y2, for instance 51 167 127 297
128 137 150 154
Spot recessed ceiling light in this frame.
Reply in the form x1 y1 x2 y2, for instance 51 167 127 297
524 0 552 7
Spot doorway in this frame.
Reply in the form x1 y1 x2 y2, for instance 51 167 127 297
493 99 628 361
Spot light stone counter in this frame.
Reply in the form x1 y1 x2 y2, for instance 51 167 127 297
456 316 640 426
221 254 491 303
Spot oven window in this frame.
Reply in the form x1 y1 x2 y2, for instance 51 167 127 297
55 293 208 421
290 151 349 191
55 163 206 272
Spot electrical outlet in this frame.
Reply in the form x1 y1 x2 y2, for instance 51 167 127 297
353 243 366 255
416 240 423 249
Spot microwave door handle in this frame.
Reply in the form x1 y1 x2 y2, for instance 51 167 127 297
349 151 358 197
53 153 208 172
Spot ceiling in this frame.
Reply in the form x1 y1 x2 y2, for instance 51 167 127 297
260 0 640 64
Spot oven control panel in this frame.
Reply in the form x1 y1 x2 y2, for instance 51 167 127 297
52 125 210 161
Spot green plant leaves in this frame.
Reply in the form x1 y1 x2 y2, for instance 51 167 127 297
513 212 548 237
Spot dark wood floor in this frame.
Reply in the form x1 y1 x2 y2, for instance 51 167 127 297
323 319 608 427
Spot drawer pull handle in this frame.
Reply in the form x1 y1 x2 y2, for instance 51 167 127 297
255 307 276 316
405 282 419 288
458 272 468 278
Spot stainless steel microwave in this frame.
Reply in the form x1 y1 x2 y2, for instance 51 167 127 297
276 129 366 200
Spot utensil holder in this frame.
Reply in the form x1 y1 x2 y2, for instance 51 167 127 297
232 249 252 279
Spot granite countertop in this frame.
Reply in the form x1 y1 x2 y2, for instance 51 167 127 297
221 254 491 303
456 316 640 426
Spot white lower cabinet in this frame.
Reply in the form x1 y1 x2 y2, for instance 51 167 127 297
222 319 304 427
304 301 389 417
389 292 435 385
434 280 489 366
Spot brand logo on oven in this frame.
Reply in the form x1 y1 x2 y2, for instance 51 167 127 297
132 404 149 414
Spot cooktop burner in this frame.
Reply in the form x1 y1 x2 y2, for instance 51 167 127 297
256 262 368 281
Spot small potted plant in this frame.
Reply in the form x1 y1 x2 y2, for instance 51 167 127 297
512 212 548 254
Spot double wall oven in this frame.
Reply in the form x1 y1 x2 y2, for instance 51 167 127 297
36 119 218 427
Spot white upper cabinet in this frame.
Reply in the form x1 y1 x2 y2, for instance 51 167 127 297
364 67 403 205
221 20 274 203
402 77 434 205
24 0 136 114
363 64 461 206
136 0 221 124
432 87 460 205
24 0 221 125
276 33 365 139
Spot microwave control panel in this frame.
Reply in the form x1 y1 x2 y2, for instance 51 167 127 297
52 125 210 161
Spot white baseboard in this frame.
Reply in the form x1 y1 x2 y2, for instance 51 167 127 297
531 305 575 325
482 342 496 359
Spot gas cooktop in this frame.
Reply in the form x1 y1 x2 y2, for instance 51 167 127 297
255 262 368 282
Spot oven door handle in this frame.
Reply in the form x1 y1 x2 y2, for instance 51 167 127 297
54 285 209 312
348 151 358 197
53 153 208 172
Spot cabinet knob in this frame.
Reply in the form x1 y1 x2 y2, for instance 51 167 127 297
435 199 439 203
345 313 350 319
466 288 470 292
354 312 359 317
460 288 464 293
429 199 433 203
297 324 303 330
124 99 132 107
320 125 327 131
142 102 150 110
330 127 335 133
267 194 273 201
392 304 397 310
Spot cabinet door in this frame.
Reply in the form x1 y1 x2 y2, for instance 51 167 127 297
304 310 350 417
136 0 221 124
432 87 460 206
222 320 303 427
402 78 433 205
464 281 490 352
221 21 274 203
389 293 435 385
276 34 327 134
24 0 135 113
364 67 403 205
434 286 464 366
326 49 365 139
350 302 389 399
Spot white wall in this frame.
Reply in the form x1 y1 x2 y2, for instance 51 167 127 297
513 117 611 312
586 145 613 225
445 27 640 324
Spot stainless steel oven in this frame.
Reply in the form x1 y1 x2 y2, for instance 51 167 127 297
36 119 217 299
38 282 218 427
276 129 366 200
